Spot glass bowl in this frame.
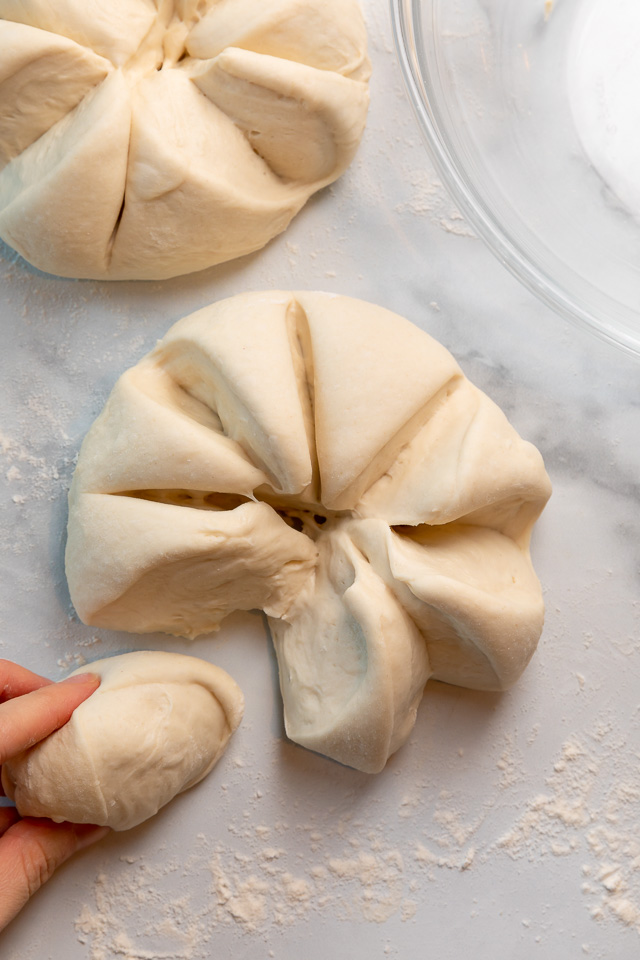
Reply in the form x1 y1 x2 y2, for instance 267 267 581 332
391 0 640 356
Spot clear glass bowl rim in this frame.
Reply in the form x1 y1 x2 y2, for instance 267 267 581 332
390 0 640 358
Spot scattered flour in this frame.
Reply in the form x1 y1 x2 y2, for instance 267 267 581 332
57 651 88 671
72 716 640 957
394 172 475 238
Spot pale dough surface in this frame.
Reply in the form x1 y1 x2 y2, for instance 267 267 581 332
1 651 244 830
0 0 369 279
65 292 551 773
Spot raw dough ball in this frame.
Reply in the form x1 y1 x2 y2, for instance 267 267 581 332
0 1 369 280
66 292 551 773
1 651 244 830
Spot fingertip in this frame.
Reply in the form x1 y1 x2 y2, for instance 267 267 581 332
57 672 101 687
0 673 102 765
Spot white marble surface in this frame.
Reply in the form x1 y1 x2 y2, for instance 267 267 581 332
1 2 639 958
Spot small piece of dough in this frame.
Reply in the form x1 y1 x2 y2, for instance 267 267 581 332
66 292 551 773
1 651 244 831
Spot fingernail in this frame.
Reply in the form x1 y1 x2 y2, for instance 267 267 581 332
58 672 100 685
75 823 110 849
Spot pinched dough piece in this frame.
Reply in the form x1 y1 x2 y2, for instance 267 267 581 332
157 293 316 495
66 292 551 772
67 496 318 638
1 651 244 831
108 67 303 281
0 0 157 65
185 0 370 78
356 377 549 542
0 70 131 278
271 528 432 774
0 0 370 279
295 293 462 510
70 360 269 498
191 47 370 182
348 519 545 690
0 21 111 170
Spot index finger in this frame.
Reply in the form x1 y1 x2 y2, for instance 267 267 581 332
0 660 52 702
0 674 100 766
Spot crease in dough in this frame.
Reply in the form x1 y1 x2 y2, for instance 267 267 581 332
271 526 432 773
0 69 131 278
191 47 369 182
0 20 112 170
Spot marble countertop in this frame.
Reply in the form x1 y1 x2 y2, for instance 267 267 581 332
1 2 639 958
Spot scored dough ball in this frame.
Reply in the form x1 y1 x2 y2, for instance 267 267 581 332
1 651 244 830
0 1 369 280
66 292 551 773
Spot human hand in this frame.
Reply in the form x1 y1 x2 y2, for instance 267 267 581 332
0 660 109 932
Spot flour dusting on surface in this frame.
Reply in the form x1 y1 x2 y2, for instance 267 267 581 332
72 714 640 957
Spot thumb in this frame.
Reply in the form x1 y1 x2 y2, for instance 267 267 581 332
0 817 109 932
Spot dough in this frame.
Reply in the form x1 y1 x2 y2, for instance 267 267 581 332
66 292 551 773
1 651 244 830
0 1 369 280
